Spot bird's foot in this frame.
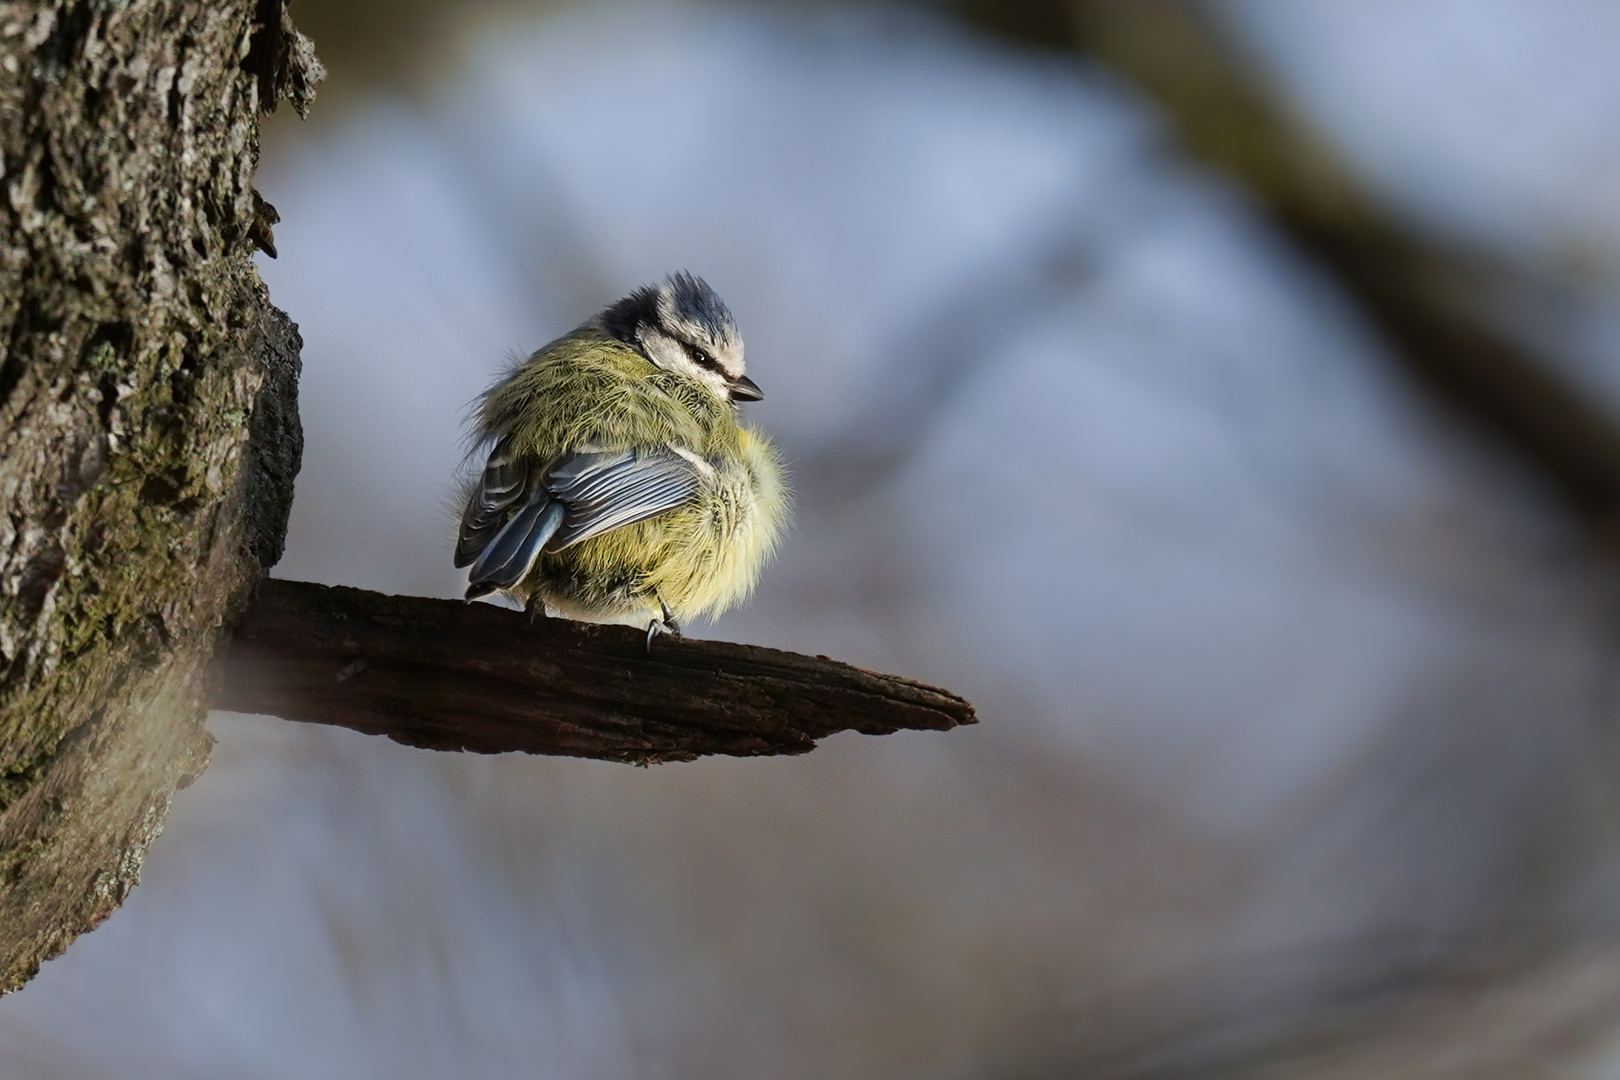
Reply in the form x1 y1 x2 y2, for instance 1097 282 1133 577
645 612 682 654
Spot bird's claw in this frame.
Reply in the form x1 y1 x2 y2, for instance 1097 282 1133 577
645 612 682 654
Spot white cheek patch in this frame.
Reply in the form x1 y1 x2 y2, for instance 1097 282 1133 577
715 345 745 382
640 331 688 373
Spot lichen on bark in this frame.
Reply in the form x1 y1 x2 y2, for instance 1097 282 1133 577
0 0 316 991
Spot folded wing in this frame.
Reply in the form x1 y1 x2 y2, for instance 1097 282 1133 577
455 435 527 569
461 444 703 600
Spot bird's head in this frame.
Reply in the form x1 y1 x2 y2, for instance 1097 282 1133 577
597 272 763 404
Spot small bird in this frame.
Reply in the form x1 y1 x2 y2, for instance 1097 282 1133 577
455 272 789 640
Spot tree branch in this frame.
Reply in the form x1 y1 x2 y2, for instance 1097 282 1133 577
212 579 976 763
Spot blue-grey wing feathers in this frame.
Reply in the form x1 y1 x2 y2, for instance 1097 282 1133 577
465 497 564 599
544 448 701 550
454 436 527 568
462 445 702 600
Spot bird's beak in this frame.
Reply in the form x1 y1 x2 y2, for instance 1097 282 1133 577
729 375 764 402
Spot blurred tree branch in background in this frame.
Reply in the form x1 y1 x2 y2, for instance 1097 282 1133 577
214 580 974 762
954 0 1620 527
940 2 1620 1076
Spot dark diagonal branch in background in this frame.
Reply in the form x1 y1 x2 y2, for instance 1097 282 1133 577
212 579 976 763
955 0 1620 526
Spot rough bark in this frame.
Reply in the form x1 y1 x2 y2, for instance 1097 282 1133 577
214 580 976 763
0 0 316 992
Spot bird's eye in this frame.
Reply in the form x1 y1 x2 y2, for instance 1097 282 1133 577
685 343 720 371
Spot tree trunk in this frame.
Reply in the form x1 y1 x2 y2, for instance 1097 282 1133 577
0 0 315 992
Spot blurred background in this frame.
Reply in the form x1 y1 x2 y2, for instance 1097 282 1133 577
8 1 1620 1076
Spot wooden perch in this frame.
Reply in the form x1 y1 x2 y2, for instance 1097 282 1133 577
211 579 976 763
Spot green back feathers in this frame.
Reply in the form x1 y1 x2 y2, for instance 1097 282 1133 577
479 331 739 462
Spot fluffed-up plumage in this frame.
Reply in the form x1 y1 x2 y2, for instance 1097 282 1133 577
455 273 789 630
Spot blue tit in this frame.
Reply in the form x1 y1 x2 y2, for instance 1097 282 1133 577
454 272 789 638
